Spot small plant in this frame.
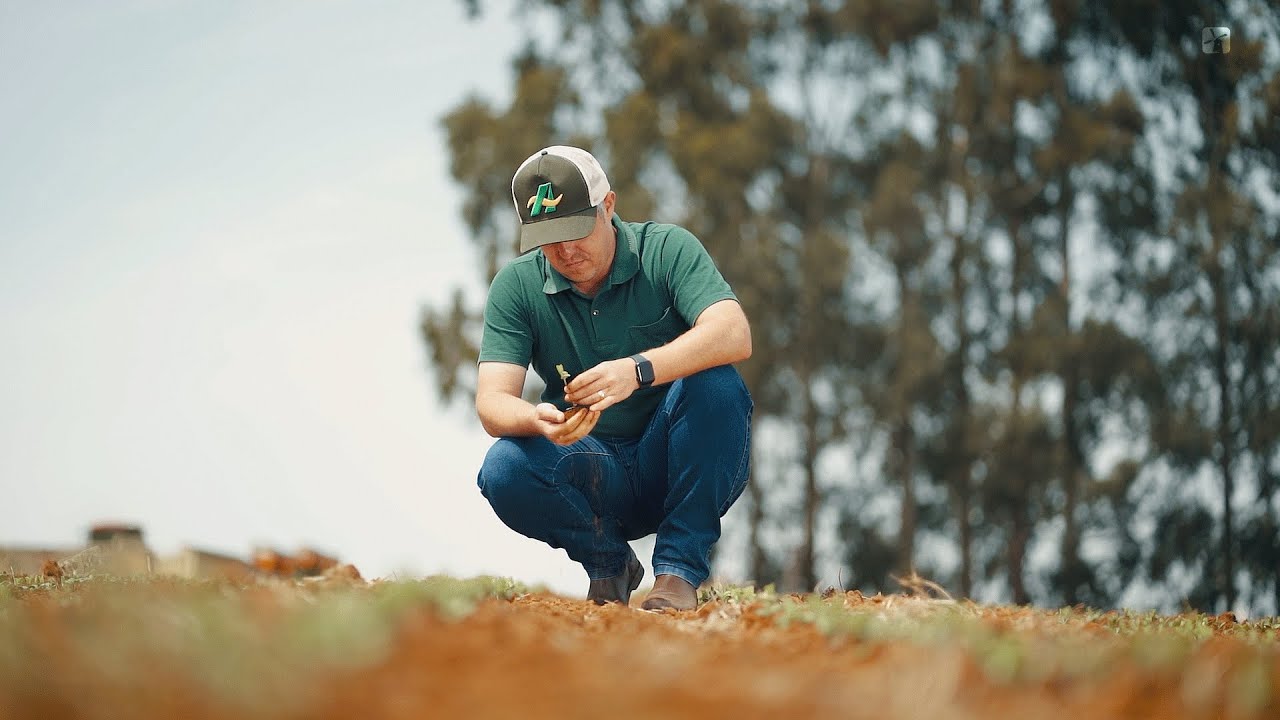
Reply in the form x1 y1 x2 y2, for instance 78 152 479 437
698 583 777 605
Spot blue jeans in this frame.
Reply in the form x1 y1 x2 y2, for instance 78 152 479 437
477 365 753 588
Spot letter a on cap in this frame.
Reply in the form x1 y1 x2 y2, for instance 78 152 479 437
527 182 563 217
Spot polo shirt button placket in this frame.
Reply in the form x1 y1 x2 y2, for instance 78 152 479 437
592 309 600 316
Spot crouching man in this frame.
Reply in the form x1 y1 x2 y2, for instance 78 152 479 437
474 145 753 611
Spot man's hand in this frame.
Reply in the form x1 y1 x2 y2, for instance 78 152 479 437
533 402 601 445
565 358 641 412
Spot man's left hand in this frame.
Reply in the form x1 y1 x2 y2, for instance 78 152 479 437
565 358 641 412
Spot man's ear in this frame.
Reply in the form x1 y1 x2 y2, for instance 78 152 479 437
602 190 616 218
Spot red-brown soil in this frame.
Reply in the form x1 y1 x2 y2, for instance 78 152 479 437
3 583 1278 720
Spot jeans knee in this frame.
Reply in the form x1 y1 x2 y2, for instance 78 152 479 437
477 438 532 503
671 365 752 416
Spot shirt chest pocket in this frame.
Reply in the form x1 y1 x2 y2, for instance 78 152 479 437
627 306 686 351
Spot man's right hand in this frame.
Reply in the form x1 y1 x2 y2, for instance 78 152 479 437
533 402 601 445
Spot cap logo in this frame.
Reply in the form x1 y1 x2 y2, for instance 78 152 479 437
526 182 563 217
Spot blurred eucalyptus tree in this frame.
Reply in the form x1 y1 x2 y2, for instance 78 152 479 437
423 0 1280 612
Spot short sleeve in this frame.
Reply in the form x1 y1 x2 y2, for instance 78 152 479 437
661 227 738 325
478 264 534 366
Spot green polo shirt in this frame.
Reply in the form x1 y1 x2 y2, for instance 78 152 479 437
479 216 738 438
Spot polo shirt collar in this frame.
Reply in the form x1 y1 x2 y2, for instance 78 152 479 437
541 215 640 295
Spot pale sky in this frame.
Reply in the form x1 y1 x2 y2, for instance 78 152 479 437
0 0 663 595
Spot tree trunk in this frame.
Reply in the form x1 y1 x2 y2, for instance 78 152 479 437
1257 450 1278 611
1210 244 1236 611
893 263 919 577
944 241 975 597
794 152 830 593
747 428 769 586
958 464 973 598
1007 213 1031 606
1060 371 1084 603
1202 57 1235 612
944 125 974 599
1008 373 1032 606
798 377 820 591
896 420 917 574
1006 389 1032 607
1268 467 1279 611
1058 182 1085 605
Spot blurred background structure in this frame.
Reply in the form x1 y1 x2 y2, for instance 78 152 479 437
2 1 1277 616
0 521 348 581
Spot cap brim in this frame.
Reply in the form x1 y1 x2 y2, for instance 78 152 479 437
519 207 598 254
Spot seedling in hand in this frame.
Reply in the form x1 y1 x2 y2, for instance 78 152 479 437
556 363 587 419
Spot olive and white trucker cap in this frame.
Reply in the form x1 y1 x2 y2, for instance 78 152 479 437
510 145 611 253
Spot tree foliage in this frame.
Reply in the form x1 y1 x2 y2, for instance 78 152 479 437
425 0 1280 614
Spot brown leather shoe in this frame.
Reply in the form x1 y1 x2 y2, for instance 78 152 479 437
586 553 644 606
641 574 698 611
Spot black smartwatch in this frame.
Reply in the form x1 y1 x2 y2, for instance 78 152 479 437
630 354 655 388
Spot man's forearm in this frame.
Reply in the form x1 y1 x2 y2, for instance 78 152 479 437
640 303 752 386
476 392 540 438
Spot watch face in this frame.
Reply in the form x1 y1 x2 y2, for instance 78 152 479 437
634 357 654 385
